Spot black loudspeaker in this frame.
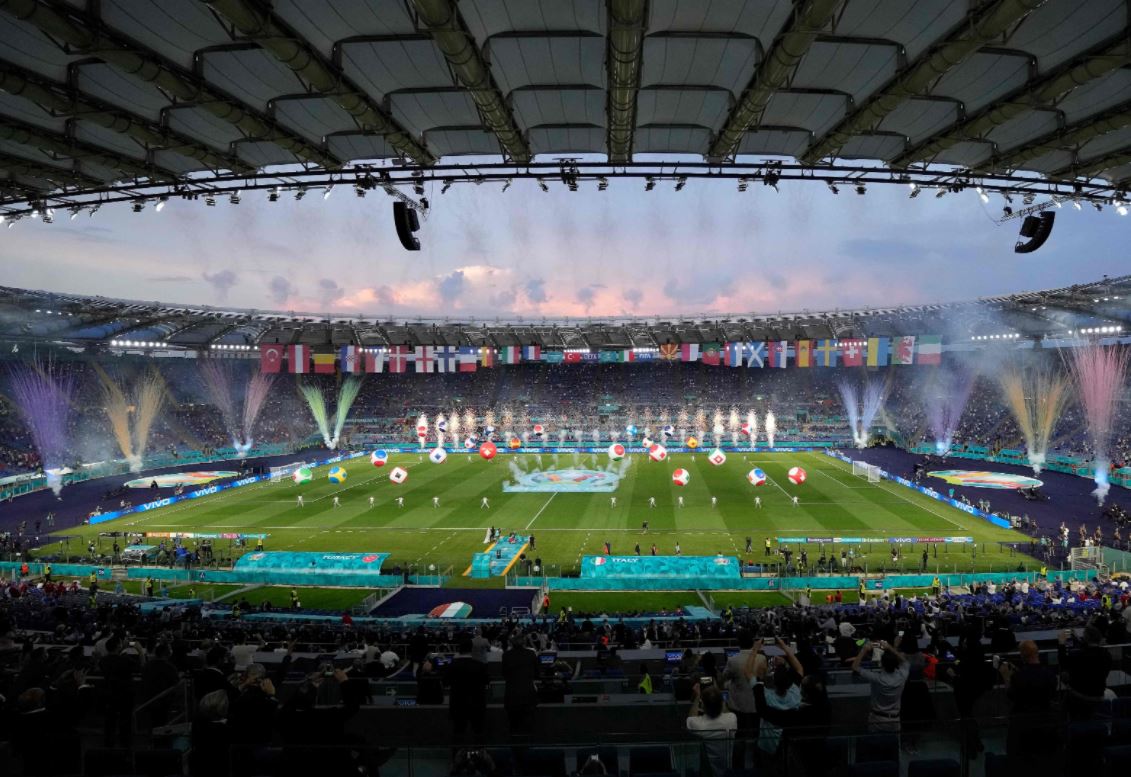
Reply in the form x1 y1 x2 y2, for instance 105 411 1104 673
393 201 421 251
1014 211 1055 254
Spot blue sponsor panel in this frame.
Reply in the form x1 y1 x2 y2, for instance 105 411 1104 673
580 555 741 580
234 551 389 574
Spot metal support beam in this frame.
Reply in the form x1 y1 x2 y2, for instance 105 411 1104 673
1049 147 1131 182
0 151 102 189
205 0 434 166
606 0 648 164
0 116 173 181
976 101 1131 173
893 38 1131 167
801 0 1046 164
411 0 530 163
709 0 844 162
0 61 254 174
0 0 339 168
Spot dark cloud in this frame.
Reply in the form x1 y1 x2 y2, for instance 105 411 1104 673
268 276 292 306
437 270 466 303
663 272 726 306
317 278 343 308
201 269 237 300
622 288 643 309
524 278 547 304
147 275 193 283
576 285 603 311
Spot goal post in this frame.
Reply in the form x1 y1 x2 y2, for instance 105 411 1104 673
269 462 307 482
852 460 882 483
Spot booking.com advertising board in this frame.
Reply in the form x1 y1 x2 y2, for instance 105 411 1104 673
824 450 1012 529
88 451 368 526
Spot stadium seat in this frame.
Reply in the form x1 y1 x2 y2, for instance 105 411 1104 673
83 748 133 777
520 747 566 777
1068 720 1108 773
629 745 674 776
854 734 899 765
576 746 619 775
132 749 183 777
1105 744 1131 776
846 762 898 777
908 758 960 777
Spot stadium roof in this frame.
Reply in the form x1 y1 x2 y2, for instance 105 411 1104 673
0 275 1127 352
1 0 1130 217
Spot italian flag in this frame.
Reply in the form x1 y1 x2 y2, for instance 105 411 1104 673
499 345 521 364
428 601 473 618
617 349 634 362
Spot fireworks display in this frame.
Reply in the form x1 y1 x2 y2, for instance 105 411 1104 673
926 367 975 455
300 383 332 447
96 365 165 470
765 410 777 449
241 372 275 450
331 377 363 448
1000 363 1070 475
199 362 275 454
1066 344 1131 503
837 375 888 448
6 359 75 494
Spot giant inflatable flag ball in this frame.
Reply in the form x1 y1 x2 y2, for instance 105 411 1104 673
625 424 637 436
389 466 408 484
788 466 807 485
508 437 522 449
428 447 447 464
747 468 767 486
479 441 497 460
464 436 476 450
741 422 752 436
370 450 388 467
292 467 313 484
416 424 428 438
533 424 544 436
328 466 347 484
608 443 625 461
437 419 447 432
672 468 690 486
641 436 653 450
686 436 699 449
662 425 675 438
648 443 668 462
708 448 726 466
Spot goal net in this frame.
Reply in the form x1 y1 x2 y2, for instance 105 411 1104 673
269 462 308 482
852 460 882 483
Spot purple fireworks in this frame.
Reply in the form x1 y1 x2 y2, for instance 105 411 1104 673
6 360 75 492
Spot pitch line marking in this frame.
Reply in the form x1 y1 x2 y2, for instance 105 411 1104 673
823 456 965 531
524 492 557 530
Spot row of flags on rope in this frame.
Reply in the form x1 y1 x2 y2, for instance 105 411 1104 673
258 336 943 374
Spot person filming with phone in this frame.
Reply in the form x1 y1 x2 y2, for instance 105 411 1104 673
852 638 909 732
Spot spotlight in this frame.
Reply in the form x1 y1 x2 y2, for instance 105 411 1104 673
413 178 425 196
502 180 512 193
205 196 216 207
268 189 279 202
908 183 920 198
1072 200 1081 210
855 184 866 195
976 186 989 204
675 176 687 191
441 181 452 194
132 202 144 213
323 185 334 200
354 185 366 197
155 196 168 212
1093 202 1103 211
295 189 306 200
826 182 839 195
645 177 656 191
229 191 240 205
69 208 80 220
737 178 748 192
597 176 608 191
1118 205 1128 216
537 178 549 192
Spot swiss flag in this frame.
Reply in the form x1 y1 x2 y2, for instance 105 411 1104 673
260 344 283 373
840 341 864 367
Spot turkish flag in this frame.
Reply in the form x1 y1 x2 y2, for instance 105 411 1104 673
260 344 283 373
564 352 582 363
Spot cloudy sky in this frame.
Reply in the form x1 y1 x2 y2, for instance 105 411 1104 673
0 171 1126 318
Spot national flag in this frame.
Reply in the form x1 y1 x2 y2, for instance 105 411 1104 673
795 340 812 368
747 342 766 368
435 346 459 373
259 344 284 373
312 352 336 374
479 347 495 368
499 346 520 365
814 339 839 368
917 334 942 365
866 337 890 367
617 349 635 362
542 351 564 364
701 342 722 366
288 344 309 373
364 350 385 373
457 347 478 372
680 343 700 362
893 335 916 365
521 345 541 361
840 340 864 367
564 351 583 364
387 346 411 373
767 340 789 368
724 342 744 367
339 345 360 373
659 343 679 361
414 346 435 373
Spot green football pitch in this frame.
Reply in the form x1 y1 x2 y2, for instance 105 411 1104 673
47 451 1034 578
